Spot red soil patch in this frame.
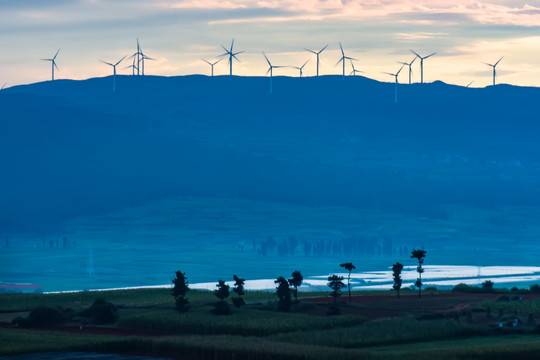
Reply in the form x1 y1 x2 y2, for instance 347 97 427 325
302 293 540 319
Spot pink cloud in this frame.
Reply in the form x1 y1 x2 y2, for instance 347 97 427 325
163 0 540 26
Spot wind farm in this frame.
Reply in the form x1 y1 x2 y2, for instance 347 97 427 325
3 2 540 359
12 38 517 95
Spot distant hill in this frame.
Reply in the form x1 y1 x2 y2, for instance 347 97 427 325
1 75 540 233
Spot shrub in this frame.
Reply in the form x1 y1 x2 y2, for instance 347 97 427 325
530 284 540 293
452 283 479 293
481 280 494 292
80 298 117 324
28 306 65 327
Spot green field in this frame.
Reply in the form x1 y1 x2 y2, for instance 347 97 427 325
2 288 540 360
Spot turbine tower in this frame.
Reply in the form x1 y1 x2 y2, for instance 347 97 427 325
349 59 363 76
263 52 285 94
411 50 436 84
384 65 404 104
336 43 356 79
41 49 60 81
399 57 416 84
100 55 126 92
136 39 141 76
305 44 328 77
124 64 138 76
220 39 244 76
139 53 154 76
202 58 222 77
292 59 309 77
484 57 503 86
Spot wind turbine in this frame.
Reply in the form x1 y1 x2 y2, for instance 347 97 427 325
411 50 436 84
41 49 60 81
292 59 309 77
125 64 138 76
263 52 286 94
336 43 357 79
139 53 154 76
136 39 141 76
220 39 244 76
384 65 404 104
484 57 503 86
1 83 6 91
466 80 474 88
100 55 126 92
305 44 328 77
399 57 416 84
349 59 363 76
202 58 222 77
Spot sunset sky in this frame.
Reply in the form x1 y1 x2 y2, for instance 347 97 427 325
1 0 540 87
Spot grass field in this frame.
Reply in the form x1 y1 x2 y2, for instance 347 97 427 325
2 288 540 360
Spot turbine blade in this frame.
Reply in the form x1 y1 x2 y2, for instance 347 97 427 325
263 52 271 66
53 48 60 60
301 59 309 68
319 44 328 53
230 38 235 52
54 62 59 71
221 45 229 53
202 58 211 65
425 52 436 59
100 60 114 66
266 68 271 76
410 49 421 58
410 56 417 65
305 48 317 54
483 62 494 67
494 56 503 66
336 57 344 66
339 42 344 56
212 59 222 65
115 55 127 66
396 65 404 75
233 51 244 56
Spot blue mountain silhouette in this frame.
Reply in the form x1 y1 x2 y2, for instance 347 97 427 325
1 75 539 233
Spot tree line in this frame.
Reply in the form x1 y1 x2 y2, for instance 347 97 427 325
172 248 428 314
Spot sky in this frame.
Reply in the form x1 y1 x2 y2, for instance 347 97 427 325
1 0 540 88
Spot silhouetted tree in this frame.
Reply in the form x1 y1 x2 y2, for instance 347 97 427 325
275 276 292 311
172 270 190 312
340 262 356 302
232 274 246 307
288 270 303 303
213 280 231 315
482 280 494 292
327 274 346 305
392 262 404 299
411 249 427 298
